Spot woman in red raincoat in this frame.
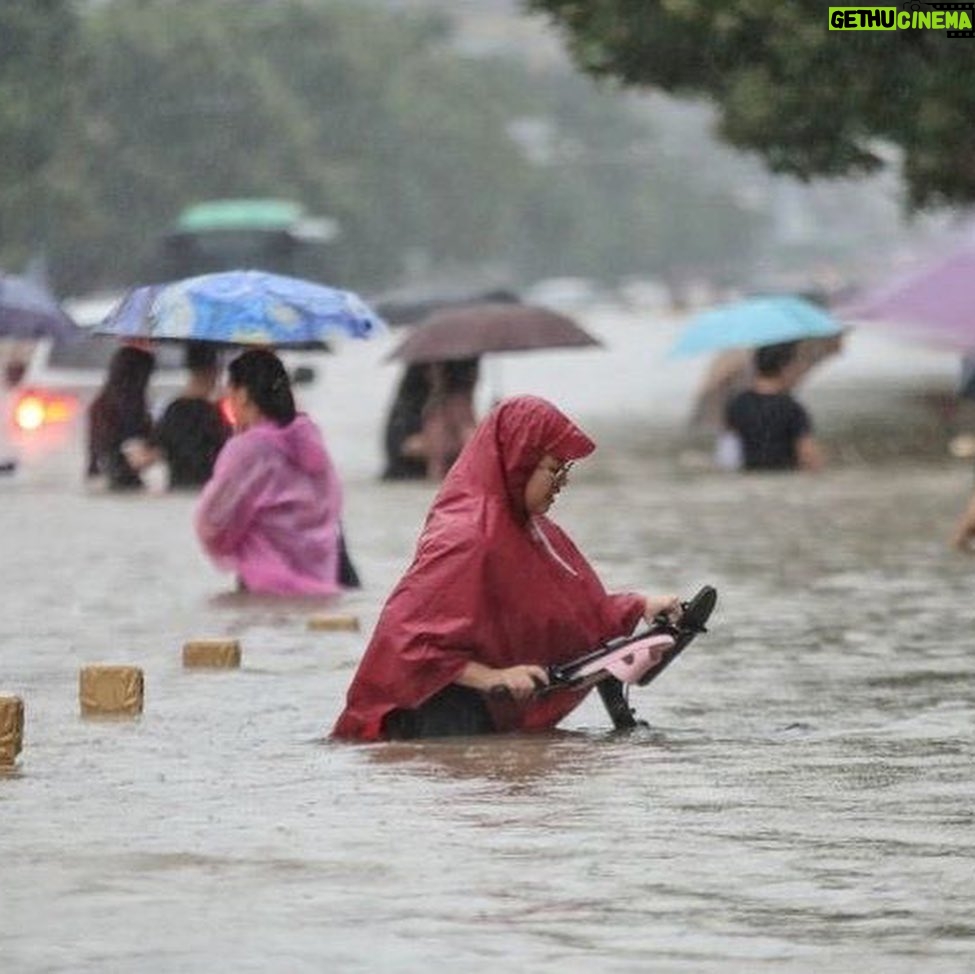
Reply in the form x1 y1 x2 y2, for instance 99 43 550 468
332 395 680 741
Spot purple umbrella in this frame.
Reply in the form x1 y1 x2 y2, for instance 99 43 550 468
0 272 79 341
837 246 975 351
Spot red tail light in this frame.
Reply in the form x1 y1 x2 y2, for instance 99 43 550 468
13 391 78 431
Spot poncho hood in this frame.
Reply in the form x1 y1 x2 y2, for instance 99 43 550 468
250 413 330 476
438 394 595 521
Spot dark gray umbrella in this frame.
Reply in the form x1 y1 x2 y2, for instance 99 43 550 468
385 302 601 364
0 273 79 341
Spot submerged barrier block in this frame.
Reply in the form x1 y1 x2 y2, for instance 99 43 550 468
307 613 360 633
182 639 241 669
79 666 144 717
0 696 24 766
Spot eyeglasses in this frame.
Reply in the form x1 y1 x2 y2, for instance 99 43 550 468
549 460 574 487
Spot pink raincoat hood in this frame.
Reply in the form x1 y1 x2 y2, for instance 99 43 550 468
196 413 344 596
332 395 644 741
251 414 331 476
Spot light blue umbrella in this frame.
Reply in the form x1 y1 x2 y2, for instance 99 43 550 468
96 269 385 348
670 296 842 357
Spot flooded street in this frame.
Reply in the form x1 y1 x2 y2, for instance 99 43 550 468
3 309 975 972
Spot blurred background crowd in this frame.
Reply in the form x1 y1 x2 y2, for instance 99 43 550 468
4 0 975 551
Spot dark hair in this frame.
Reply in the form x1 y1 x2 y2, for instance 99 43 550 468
754 341 799 377
103 345 155 400
441 357 480 394
88 346 155 485
227 348 296 426
4 360 26 388
88 346 156 474
392 363 431 421
184 340 219 373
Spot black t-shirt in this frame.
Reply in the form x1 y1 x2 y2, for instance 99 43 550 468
155 397 231 488
725 390 811 471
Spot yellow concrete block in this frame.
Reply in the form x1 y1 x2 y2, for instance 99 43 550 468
79 666 144 717
182 639 241 669
307 613 360 633
0 695 24 766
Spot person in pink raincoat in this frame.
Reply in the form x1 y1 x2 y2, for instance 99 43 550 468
332 395 681 741
195 348 351 596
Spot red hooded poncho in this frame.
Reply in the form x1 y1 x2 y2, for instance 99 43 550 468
331 395 646 740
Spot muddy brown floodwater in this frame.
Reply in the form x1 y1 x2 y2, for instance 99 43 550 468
2 309 974 972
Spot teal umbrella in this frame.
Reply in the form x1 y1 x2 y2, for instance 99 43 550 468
671 296 843 357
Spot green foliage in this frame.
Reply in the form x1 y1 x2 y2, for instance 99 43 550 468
528 0 975 208
48 0 534 290
0 0 768 293
504 71 767 282
0 0 83 268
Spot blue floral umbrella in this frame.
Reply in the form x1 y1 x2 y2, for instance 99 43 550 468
670 296 843 357
96 270 385 348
